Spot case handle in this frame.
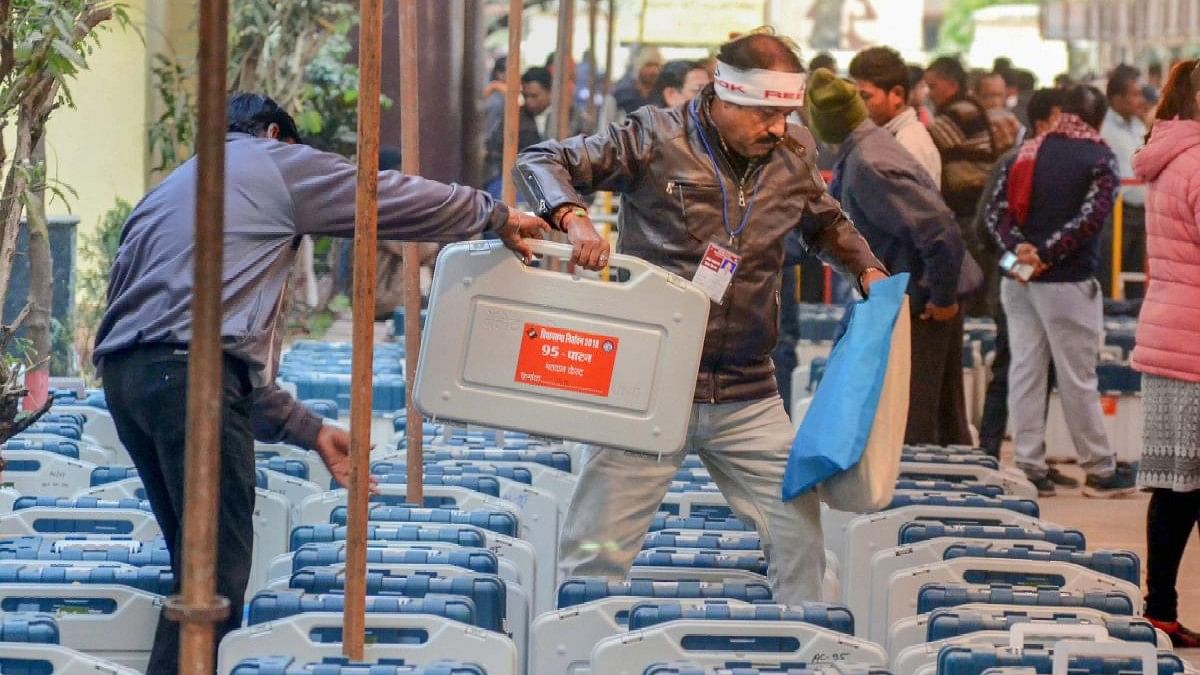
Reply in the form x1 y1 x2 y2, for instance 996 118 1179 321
1009 622 1107 649
1050 639 1158 675
524 240 657 285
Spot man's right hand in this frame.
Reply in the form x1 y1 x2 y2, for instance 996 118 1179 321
497 209 552 263
560 211 611 271
313 424 379 493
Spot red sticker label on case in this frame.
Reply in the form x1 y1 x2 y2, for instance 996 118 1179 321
514 323 619 397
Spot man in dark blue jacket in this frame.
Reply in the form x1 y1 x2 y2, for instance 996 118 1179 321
806 68 978 446
983 85 1136 498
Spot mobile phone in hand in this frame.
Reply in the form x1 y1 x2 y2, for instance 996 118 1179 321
999 251 1035 282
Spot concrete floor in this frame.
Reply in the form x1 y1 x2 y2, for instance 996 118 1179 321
1032 461 1200 667
320 316 391 343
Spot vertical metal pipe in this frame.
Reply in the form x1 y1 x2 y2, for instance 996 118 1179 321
1111 194 1124 300
637 0 648 43
500 0 523 205
172 0 229 672
553 0 576 140
461 0 485 188
587 0 599 128
343 0 383 661
603 0 616 106
399 0 424 509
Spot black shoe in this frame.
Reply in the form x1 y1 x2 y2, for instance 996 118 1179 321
1083 469 1137 498
1027 474 1056 497
1047 467 1080 488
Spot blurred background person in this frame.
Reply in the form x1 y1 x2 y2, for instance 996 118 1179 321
977 71 1024 154
1143 62 1164 108
1130 58 1200 649
925 55 1000 316
1013 69 1038 127
608 45 663 121
650 60 710 108
575 48 597 111
810 51 836 74
483 67 551 198
849 46 941 186
481 56 508 151
907 63 933 125
545 51 591 135
1101 64 1148 299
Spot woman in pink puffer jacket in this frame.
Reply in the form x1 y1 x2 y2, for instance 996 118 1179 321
1130 59 1200 648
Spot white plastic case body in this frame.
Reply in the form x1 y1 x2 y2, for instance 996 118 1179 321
414 241 709 454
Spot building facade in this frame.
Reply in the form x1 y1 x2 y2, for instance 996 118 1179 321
1042 0 1200 73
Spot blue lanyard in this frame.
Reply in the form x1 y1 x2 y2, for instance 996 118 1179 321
688 97 764 244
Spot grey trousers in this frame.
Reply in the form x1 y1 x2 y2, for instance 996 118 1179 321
1001 278 1115 478
558 395 824 605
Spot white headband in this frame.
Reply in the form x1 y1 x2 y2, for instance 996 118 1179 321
713 59 807 107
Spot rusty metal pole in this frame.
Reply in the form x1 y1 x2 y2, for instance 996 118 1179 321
343 0 383 661
548 0 576 268
399 0 424 508
500 0 523 206
552 0 575 140
171 0 229 672
587 0 598 128
603 0 616 108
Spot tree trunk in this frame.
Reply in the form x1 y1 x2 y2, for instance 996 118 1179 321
0 304 52 447
23 139 51 410
0 112 33 311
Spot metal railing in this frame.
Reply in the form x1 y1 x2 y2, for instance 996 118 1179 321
1111 179 1148 301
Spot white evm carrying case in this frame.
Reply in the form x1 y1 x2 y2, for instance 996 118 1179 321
414 240 710 454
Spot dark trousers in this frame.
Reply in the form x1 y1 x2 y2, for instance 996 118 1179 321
978 306 1057 459
978 306 1011 457
772 336 797 418
102 345 257 674
906 312 973 447
1145 488 1200 622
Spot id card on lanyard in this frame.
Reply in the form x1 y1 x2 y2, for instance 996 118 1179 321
692 241 742 304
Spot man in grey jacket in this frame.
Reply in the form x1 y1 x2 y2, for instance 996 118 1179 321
93 93 548 673
515 32 886 603
805 69 975 447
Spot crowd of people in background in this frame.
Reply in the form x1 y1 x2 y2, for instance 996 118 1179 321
476 41 1199 647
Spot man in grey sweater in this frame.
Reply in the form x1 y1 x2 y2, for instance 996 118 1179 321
93 93 552 673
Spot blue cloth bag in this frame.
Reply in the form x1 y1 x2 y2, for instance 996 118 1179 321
782 273 909 501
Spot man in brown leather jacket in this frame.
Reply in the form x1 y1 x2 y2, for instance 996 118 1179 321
515 31 886 603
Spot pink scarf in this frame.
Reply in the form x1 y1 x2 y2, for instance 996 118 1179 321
1007 113 1106 225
